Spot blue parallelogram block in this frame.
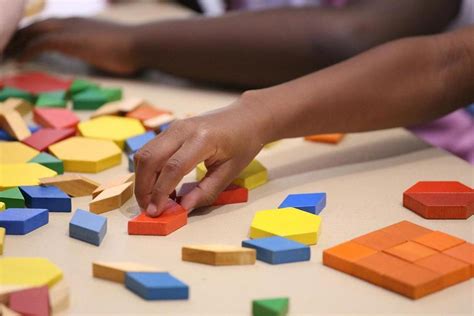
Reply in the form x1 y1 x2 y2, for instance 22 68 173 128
124 131 156 154
19 185 71 212
242 236 310 264
278 192 326 214
69 209 107 246
125 272 189 300
0 208 49 235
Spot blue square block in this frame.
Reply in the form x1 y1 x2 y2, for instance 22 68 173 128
0 208 49 235
128 154 135 172
20 186 71 212
242 236 310 264
278 193 326 214
125 131 156 154
69 209 107 246
125 272 189 300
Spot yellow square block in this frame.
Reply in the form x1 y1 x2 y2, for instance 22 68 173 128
0 228 4 255
0 258 63 288
0 163 57 190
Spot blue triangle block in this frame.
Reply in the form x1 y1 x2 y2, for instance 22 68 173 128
125 272 189 300
242 236 310 264
19 186 71 212
0 208 49 235
125 131 156 154
278 193 326 214
69 209 107 246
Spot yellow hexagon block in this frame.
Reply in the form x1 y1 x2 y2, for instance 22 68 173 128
0 142 39 164
197 159 268 190
0 257 63 288
250 208 322 245
78 115 145 149
49 136 121 173
0 163 57 189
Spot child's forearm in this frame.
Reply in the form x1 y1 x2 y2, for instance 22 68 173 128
248 27 474 143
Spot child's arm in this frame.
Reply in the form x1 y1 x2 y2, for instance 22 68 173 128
0 0 25 54
134 25 474 216
7 0 460 87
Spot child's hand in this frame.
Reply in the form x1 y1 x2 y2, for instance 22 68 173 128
6 18 140 75
134 93 270 217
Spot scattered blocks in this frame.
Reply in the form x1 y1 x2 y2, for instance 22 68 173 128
90 182 134 214
0 257 63 287
29 152 64 174
90 97 145 118
0 125 38 141
72 88 108 110
143 114 175 131
403 181 474 219
35 90 67 108
0 109 31 141
0 187 25 208
0 142 38 164
0 87 35 103
0 208 48 235
0 163 57 189
323 220 473 299
92 261 160 283
69 79 98 95
177 182 248 206
1 98 32 116
242 236 310 264
92 173 135 198
278 193 326 215
252 297 289 316
182 245 256 266
40 174 99 197
197 160 268 190
126 104 171 122
8 286 50 316
0 72 72 94
125 272 189 300
48 137 121 173
125 131 156 154
304 133 345 144
128 200 187 236
250 208 321 245
69 209 107 246
0 228 4 255
33 108 80 129
22 127 75 151
19 186 71 212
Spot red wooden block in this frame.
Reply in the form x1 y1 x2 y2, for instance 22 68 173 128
128 200 187 236
405 181 472 193
33 108 80 130
126 104 171 122
9 286 50 316
0 72 72 94
177 182 248 206
22 128 75 151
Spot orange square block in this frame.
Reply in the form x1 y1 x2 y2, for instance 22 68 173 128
126 104 171 122
323 241 377 275
353 252 411 286
382 220 433 240
413 231 465 252
304 133 345 144
352 229 406 251
415 253 471 287
443 242 474 277
128 200 187 236
384 241 437 263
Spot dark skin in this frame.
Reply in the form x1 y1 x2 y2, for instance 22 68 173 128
7 0 461 87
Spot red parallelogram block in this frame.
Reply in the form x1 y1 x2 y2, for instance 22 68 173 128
177 182 248 206
33 108 80 130
22 128 75 151
128 200 187 236
9 286 50 316
0 72 72 94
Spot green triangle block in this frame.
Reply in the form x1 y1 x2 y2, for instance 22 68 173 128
0 187 25 208
35 91 67 108
0 87 35 103
69 79 99 95
99 87 122 102
72 88 108 110
252 298 289 316
29 152 64 174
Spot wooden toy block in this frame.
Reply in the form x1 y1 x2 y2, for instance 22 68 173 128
126 104 171 122
0 72 71 94
0 87 35 103
0 228 4 255
72 88 108 110
89 182 134 214
352 229 407 251
92 261 161 283
381 220 433 240
304 133 345 144
35 90 67 108
28 152 64 174
1 304 20 316
0 208 48 235
0 203 4 211
0 163 57 190
125 272 189 300
0 285 30 305
78 116 145 149
0 109 31 141
39 174 99 197
0 187 25 208
0 257 63 287
252 297 289 316
128 153 135 172
8 286 49 316
69 209 107 246
278 192 326 215
0 125 38 141
143 114 175 131
125 131 156 154
250 208 321 245
92 173 135 198
177 182 248 206
19 185 71 212
90 97 145 118
197 159 268 190
383 241 437 263
322 241 377 275
48 136 122 173
22 127 75 151
1 98 32 116
100 87 122 102
242 236 310 264
128 200 187 236
443 243 474 277
69 78 98 95
0 142 39 164
182 245 256 266
415 253 471 288
33 108 80 129
413 231 465 252
48 279 70 314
